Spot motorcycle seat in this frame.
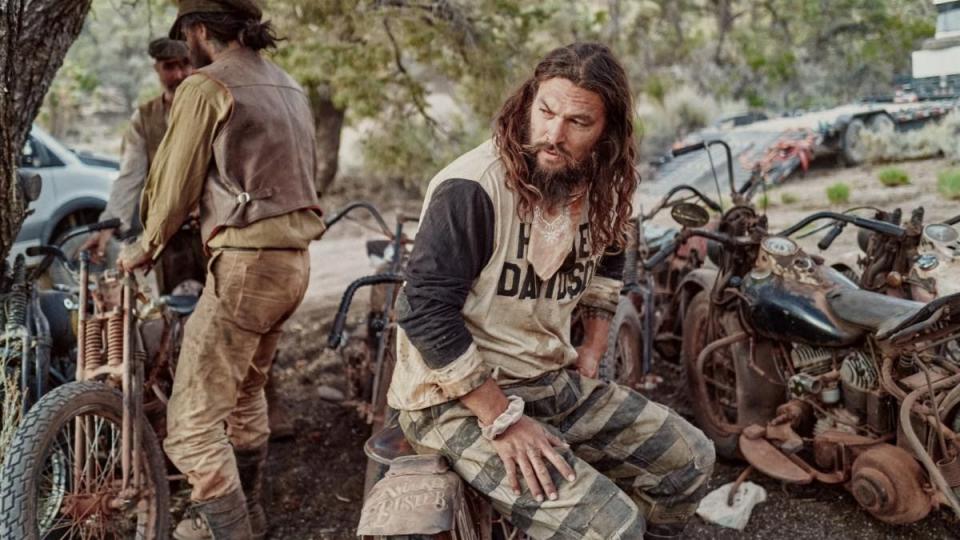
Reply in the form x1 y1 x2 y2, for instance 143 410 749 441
161 294 199 315
826 288 924 335
364 423 416 465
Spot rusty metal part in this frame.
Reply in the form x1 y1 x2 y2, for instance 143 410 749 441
694 331 749 435
740 428 813 484
937 455 960 488
900 380 960 519
83 317 105 370
765 421 804 454
727 466 753 507
811 430 880 472
106 310 123 368
900 366 952 391
849 445 934 524
62 492 116 520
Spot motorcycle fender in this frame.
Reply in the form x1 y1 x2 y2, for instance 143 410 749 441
677 267 718 293
357 454 464 536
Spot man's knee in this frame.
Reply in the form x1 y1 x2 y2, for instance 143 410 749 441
654 417 715 501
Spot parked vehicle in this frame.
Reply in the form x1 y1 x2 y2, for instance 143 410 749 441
9 126 117 268
0 221 199 539
602 140 768 389
652 144 960 523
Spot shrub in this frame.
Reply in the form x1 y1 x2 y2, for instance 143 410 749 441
938 169 960 200
826 182 850 205
877 167 910 187
781 192 798 204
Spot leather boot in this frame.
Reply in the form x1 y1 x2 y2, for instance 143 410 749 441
236 445 268 540
173 488 252 540
266 374 294 441
644 522 687 539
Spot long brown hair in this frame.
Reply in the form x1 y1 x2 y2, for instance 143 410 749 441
494 42 637 254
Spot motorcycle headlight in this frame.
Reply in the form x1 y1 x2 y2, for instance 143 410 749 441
924 223 959 244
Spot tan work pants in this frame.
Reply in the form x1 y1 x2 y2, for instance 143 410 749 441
164 249 310 501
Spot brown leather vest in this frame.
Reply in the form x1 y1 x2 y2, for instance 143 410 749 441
196 48 320 243
137 95 168 169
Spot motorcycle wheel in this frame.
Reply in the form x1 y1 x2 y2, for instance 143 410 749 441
681 291 741 459
599 298 642 388
0 381 170 540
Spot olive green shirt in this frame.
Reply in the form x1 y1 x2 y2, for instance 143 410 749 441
139 72 325 258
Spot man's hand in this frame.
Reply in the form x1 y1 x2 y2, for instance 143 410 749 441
461 378 576 501
492 416 575 502
575 344 603 378
79 229 114 264
117 242 153 273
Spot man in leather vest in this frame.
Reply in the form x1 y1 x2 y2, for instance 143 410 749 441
118 1 324 538
83 37 207 297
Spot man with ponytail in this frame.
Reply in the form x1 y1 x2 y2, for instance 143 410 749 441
118 1 324 538
390 43 715 539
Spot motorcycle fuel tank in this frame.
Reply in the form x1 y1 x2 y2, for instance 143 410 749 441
740 237 862 347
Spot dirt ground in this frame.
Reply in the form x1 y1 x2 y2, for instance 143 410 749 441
257 156 960 539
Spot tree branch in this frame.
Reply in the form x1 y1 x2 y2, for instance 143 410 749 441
381 17 442 131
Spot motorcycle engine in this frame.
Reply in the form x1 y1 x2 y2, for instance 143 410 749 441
787 345 879 435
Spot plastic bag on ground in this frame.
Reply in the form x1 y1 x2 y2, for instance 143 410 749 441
696 481 767 531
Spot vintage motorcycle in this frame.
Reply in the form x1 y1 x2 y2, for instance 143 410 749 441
650 157 960 523
0 221 201 539
602 140 761 389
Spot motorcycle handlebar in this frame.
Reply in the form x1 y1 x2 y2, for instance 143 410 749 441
323 201 392 238
327 273 404 349
642 229 742 271
649 185 723 216
671 142 706 157
817 222 845 251
779 211 906 239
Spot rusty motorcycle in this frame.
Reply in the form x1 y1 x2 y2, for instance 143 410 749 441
654 178 960 524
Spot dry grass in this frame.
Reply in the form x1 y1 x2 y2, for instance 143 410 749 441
861 111 960 164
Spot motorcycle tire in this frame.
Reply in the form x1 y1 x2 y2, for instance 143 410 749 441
681 291 740 459
599 298 643 388
0 381 170 540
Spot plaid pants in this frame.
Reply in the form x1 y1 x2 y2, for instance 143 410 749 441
398 369 715 539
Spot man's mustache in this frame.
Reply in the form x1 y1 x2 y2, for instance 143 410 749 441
522 141 575 165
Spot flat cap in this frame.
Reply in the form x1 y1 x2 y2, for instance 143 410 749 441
148 37 189 60
169 0 262 39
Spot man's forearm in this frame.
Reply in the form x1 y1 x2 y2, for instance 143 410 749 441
580 314 611 354
460 377 511 425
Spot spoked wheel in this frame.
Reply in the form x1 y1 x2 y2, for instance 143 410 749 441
681 291 744 459
0 381 170 539
599 299 642 389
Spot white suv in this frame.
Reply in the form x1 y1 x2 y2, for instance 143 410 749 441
10 126 117 263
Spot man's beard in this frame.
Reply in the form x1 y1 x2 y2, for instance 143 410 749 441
523 142 596 209
186 34 213 68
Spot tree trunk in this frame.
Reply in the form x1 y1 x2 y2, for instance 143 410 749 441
305 80 345 195
0 0 91 261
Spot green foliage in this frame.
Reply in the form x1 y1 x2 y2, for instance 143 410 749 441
826 182 851 205
35 0 943 186
938 169 960 200
781 192 798 205
757 193 772 209
877 167 910 187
